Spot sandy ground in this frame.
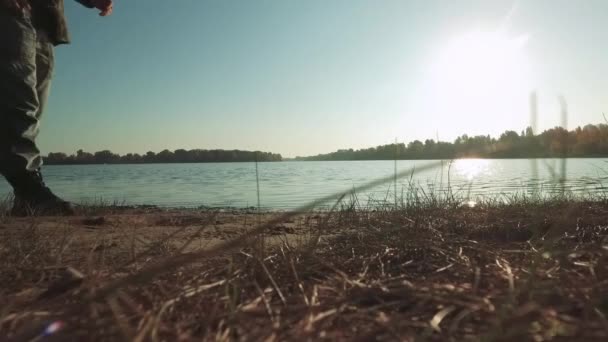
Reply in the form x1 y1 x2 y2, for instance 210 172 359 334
0 208 318 254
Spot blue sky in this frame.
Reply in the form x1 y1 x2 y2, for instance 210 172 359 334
41 0 607 157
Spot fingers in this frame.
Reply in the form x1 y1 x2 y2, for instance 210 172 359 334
99 7 112 16
98 0 113 16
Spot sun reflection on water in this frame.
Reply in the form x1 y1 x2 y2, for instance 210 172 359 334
453 159 491 180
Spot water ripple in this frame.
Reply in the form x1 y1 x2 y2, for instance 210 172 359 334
0 159 607 209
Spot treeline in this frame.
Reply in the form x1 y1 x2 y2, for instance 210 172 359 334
295 124 608 161
45 149 282 165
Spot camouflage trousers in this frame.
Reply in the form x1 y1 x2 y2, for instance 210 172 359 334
0 8 54 189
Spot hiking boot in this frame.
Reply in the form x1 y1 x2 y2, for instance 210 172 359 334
12 189 74 216
10 171 74 217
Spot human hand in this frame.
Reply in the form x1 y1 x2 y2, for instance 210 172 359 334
90 0 113 16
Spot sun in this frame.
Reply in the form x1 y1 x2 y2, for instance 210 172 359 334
421 29 533 135
432 30 530 96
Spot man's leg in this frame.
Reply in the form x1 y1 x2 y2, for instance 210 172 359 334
0 10 41 178
0 9 72 216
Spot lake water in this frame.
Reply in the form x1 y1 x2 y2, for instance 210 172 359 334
1 159 607 209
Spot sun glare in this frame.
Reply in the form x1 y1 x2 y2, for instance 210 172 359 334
432 30 530 94
421 30 533 133
453 158 491 180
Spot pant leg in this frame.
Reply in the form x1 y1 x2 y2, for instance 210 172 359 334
35 32 54 122
0 10 45 189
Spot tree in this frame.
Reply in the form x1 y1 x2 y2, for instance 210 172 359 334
45 148 282 164
295 123 608 161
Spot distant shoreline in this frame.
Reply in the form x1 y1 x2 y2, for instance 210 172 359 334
43 123 608 164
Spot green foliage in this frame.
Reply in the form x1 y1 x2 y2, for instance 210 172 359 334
296 123 608 160
44 149 282 165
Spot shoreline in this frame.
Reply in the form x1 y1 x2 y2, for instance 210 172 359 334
40 155 608 166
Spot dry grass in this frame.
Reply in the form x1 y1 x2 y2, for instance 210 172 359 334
1 198 607 341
